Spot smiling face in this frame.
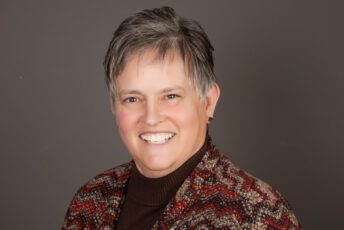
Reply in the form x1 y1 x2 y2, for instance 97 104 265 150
113 49 219 178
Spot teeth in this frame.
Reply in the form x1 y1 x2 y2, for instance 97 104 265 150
140 133 175 144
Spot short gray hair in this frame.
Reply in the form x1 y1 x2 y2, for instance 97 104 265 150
103 6 216 100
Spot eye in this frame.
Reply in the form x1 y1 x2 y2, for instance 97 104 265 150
166 94 180 100
123 97 139 103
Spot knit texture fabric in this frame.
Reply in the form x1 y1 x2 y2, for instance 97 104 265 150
115 140 207 230
63 139 302 229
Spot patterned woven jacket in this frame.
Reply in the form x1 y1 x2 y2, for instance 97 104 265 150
63 142 302 229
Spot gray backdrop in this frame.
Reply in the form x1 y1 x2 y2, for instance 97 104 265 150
1 0 343 229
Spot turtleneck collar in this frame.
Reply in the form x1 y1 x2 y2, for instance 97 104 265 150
126 135 210 206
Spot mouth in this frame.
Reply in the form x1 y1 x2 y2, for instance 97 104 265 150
139 132 176 144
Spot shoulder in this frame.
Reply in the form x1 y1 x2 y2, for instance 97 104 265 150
62 162 132 229
72 162 131 201
189 149 302 229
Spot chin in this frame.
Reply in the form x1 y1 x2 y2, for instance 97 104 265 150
139 157 176 177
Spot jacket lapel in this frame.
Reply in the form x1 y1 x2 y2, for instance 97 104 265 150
98 163 132 229
152 144 219 229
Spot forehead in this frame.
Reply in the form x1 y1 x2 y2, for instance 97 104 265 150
119 49 189 80
115 49 199 97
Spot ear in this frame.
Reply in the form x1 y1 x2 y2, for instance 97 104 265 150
204 83 220 118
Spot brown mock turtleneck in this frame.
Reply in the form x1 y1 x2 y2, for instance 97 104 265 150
115 139 208 230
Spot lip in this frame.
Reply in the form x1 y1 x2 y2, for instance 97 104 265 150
139 132 176 144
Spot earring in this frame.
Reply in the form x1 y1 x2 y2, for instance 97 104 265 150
208 117 213 124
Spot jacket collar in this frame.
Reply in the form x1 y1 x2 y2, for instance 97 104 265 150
98 137 218 229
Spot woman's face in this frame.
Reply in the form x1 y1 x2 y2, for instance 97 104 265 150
114 50 219 178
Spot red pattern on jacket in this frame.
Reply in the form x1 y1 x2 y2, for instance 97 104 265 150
63 142 302 229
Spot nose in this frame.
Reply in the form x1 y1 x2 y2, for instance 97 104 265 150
142 100 163 126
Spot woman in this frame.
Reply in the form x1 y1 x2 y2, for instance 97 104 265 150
63 6 301 229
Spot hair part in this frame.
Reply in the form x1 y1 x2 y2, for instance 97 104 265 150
103 6 216 101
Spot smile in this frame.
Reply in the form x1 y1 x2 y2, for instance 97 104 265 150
140 132 176 144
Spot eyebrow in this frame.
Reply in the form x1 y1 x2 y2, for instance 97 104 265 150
118 86 185 97
118 90 142 97
161 86 185 93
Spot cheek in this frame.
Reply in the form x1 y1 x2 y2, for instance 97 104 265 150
115 109 139 136
166 102 205 128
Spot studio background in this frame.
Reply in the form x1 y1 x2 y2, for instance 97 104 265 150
1 1 343 229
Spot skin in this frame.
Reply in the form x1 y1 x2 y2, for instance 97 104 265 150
113 49 220 178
